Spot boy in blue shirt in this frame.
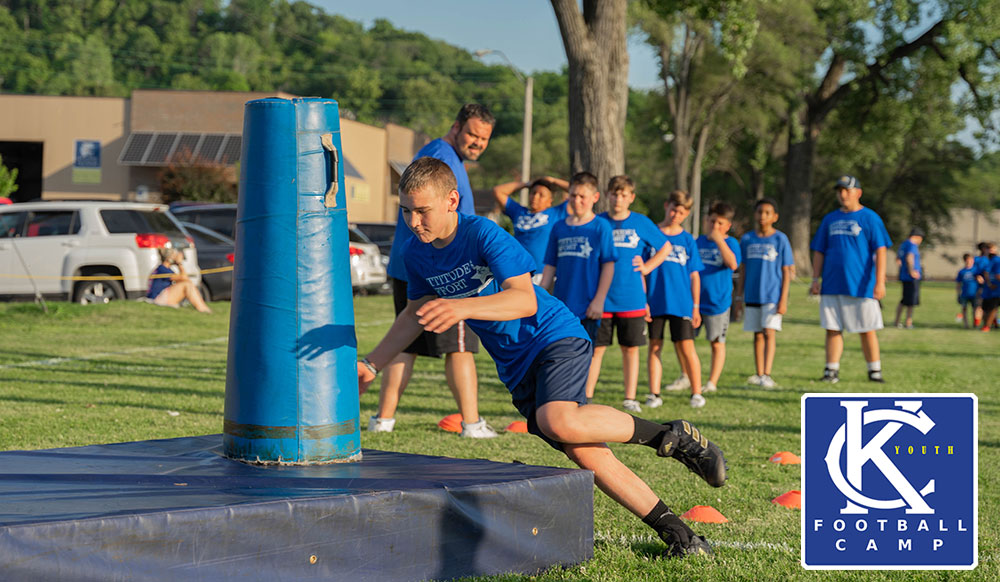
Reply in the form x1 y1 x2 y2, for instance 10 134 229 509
492 177 570 283
809 175 892 383
645 190 706 408
595 175 673 412
979 243 1000 332
358 157 728 557
541 172 617 400
893 227 924 329
956 253 978 328
695 202 741 393
740 198 793 389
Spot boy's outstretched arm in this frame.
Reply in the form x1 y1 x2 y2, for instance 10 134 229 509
416 273 538 333
358 295 435 391
810 251 825 295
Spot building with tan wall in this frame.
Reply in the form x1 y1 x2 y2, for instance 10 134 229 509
0 90 425 223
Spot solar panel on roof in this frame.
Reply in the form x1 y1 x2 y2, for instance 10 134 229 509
146 133 178 164
218 136 242 164
199 135 225 163
119 133 153 164
172 134 203 163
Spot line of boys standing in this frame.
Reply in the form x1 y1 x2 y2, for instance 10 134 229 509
538 171 894 411
959 241 1000 331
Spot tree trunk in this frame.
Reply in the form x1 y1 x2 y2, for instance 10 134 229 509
784 123 816 275
551 0 628 208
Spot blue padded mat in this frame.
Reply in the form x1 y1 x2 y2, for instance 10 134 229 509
0 435 593 581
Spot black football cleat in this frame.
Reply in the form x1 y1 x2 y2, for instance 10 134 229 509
657 420 728 487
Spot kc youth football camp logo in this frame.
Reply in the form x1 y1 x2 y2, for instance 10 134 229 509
801 394 977 570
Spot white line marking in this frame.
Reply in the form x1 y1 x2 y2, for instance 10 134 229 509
595 531 794 553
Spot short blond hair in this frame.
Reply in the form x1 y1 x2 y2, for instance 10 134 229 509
667 189 693 210
399 157 457 198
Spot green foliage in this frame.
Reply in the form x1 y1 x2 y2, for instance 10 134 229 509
0 154 19 199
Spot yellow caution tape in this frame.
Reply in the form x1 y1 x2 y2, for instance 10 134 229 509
0 265 234 281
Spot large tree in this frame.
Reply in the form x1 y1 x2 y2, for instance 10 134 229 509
550 0 629 199
783 0 999 272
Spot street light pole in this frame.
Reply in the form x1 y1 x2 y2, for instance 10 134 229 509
475 49 533 206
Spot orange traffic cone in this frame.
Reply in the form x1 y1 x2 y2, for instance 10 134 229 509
769 451 801 465
437 413 463 433
681 505 729 523
772 490 801 509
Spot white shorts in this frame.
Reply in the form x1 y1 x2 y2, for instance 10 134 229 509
531 272 544 285
819 294 883 333
743 304 782 332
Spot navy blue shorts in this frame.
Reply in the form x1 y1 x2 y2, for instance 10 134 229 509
510 337 591 451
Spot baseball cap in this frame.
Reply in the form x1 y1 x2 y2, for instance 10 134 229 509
909 227 925 238
833 175 860 190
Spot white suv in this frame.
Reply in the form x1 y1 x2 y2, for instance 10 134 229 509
0 201 200 304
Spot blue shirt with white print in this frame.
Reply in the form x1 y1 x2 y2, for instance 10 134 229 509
599 211 668 312
811 207 892 298
404 213 588 388
696 234 741 315
543 217 618 318
741 230 793 305
645 229 703 318
505 198 569 274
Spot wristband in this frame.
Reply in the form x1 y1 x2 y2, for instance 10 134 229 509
361 357 378 376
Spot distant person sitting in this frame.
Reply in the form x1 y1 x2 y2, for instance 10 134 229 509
147 246 212 313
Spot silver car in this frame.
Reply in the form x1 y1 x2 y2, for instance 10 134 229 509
0 201 199 303
349 226 387 294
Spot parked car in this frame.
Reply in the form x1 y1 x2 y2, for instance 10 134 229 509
170 203 237 239
348 226 388 294
180 222 234 302
0 201 199 304
351 221 395 258
169 202 386 293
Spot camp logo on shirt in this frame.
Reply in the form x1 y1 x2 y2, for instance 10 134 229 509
663 245 689 265
830 220 864 237
423 261 494 298
612 228 641 249
700 246 723 267
557 236 594 258
515 212 550 232
745 243 779 262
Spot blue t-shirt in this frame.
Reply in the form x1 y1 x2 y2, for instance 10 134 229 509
740 230 793 305
982 256 1000 300
975 255 991 292
897 239 922 282
505 198 569 274
956 266 978 299
147 264 172 299
696 235 741 315
599 212 668 313
810 207 892 298
543 217 617 318
646 230 703 318
404 214 588 388
387 138 475 281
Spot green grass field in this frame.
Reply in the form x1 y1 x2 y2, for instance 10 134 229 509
0 281 995 581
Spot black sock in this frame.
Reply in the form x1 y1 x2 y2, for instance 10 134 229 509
642 500 693 542
626 415 666 449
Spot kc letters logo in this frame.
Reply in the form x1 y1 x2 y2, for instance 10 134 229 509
802 394 977 569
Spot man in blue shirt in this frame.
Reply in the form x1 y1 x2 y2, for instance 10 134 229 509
893 227 924 329
374 104 496 438
358 157 728 557
491 176 570 282
810 175 892 383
